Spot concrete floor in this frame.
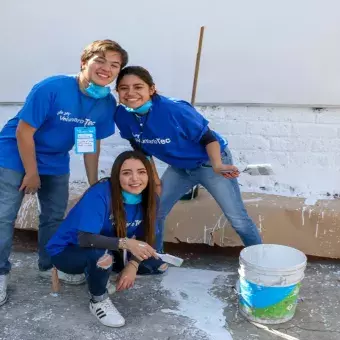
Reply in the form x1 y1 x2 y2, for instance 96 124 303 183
1 251 340 340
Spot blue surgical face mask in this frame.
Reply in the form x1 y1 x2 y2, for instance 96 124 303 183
122 190 142 204
123 100 152 115
84 82 111 99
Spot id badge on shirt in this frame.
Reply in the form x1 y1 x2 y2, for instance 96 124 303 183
75 127 96 154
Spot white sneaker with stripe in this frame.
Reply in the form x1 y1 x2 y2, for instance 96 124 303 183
89 298 125 327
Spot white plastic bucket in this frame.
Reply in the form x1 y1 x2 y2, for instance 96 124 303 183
237 244 307 324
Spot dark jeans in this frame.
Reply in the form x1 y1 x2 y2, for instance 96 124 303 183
51 246 166 297
0 167 69 275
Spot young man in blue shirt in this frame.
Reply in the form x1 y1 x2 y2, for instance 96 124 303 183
0 39 128 306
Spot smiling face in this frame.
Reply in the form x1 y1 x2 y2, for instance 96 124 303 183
119 158 149 194
81 51 122 86
117 74 155 109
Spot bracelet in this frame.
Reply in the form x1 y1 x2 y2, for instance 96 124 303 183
128 261 139 270
119 237 128 250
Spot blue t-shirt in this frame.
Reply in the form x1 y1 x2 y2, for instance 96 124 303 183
0 75 116 175
46 180 146 257
114 95 227 169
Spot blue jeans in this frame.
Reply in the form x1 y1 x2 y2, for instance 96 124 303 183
51 246 166 298
0 167 69 275
157 147 262 251
52 247 111 297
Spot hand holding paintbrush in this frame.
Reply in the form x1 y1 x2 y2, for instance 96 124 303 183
218 163 274 177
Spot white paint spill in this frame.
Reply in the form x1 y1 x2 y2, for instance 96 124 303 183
220 226 226 246
16 195 39 229
301 206 306 226
250 321 299 339
202 214 230 246
161 268 233 340
244 197 263 203
35 194 41 214
309 209 313 219
304 196 318 206
315 223 319 238
258 215 263 232
203 226 207 244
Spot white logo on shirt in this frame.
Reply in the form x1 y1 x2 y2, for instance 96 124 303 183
109 214 142 228
127 220 142 228
132 133 171 145
57 111 95 126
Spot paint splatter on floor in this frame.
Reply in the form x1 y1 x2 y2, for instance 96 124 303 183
161 268 234 340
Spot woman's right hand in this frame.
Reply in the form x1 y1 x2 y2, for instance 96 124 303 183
125 239 157 261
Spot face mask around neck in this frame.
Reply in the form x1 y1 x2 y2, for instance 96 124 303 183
123 100 152 115
122 190 142 204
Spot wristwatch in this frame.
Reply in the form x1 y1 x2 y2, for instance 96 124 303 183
119 237 128 250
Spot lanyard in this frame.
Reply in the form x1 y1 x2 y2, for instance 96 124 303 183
134 111 151 150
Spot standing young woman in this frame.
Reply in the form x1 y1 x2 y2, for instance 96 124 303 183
114 66 262 252
46 151 167 328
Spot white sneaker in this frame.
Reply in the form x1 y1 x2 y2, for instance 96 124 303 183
39 269 86 285
89 298 125 328
0 274 9 306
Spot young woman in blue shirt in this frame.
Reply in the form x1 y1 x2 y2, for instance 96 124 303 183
46 150 167 328
114 66 262 252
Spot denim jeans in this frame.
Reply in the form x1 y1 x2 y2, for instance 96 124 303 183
0 167 69 275
52 247 111 297
51 246 166 298
156 147 262 251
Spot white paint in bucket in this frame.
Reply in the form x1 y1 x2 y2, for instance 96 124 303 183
238 244 307 324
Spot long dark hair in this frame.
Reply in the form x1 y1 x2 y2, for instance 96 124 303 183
110 150 156 246
115 66 156 95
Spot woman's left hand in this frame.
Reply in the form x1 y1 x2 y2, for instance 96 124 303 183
213 164 240 179
116 262 138 292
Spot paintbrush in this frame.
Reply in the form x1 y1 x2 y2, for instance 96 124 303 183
242 163 274 176
221 163 274 176
156 253 184 267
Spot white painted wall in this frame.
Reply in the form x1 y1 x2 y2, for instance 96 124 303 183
201 105 340 199
2 104 340 199
2 0 340 105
